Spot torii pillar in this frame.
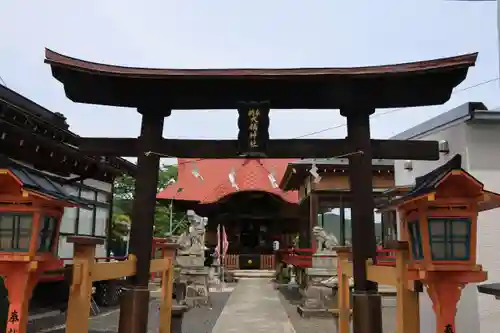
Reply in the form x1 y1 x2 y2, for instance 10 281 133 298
342 107 383 333
118 108 171 333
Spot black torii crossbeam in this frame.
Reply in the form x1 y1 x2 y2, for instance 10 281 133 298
77 137 439 160
44 48 478 333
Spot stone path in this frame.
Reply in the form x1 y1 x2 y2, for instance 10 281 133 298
29 279 398 333
212 278 296 333
277 284 397 333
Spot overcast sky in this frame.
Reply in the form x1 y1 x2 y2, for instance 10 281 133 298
0 1 498 165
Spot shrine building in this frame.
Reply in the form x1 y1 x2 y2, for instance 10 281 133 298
0 83 135 312
157 158 302 270
278 158 397 246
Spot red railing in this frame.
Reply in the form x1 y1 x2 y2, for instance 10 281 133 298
279 248 315 268
376 247 397 266
278 247 397 268
260 255 275 270
223 254 239 269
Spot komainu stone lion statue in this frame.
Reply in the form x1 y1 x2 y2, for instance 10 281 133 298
312 226 339 252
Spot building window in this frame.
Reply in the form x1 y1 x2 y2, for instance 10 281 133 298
0 213 33 251
428 218 470 261
408 221 423 260
62 184 79 197
97 192 110 204
38 216 58 252
60 207 77 233
80 189 96 201
78 207 94 235
59 181 111 239
94 207 109 237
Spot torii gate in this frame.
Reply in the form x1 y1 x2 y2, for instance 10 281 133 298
44 49 477 333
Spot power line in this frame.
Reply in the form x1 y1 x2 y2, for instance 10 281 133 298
294 76 500 138
149 76 500 169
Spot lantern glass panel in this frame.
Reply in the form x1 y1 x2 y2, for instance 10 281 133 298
0 213 33 252
37 216 58 253
408 221 424 260
428 218 471 261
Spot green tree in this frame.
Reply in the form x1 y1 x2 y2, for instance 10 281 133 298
112 164 185 237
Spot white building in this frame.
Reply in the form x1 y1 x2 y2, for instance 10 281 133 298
392 102 500 333
58 177 114 261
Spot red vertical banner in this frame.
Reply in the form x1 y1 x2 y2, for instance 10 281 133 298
215 224 221 258
222 226 229 257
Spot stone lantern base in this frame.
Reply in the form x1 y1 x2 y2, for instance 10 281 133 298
297 251 339 318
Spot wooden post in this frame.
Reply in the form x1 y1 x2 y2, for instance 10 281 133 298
119 109 170 333
151 241 157 281
65 236 104 333
159 258 174 333
390 241 419 333
341 108 382 333
159 244 179 332
3 263 39 333
309 192 319 251
339 196 346 246
426 280 464 333
336 247 352 333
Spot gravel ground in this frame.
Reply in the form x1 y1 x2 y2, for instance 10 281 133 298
277 285 397 333
277 285 337 333
28 286 233 333
182 290 232 333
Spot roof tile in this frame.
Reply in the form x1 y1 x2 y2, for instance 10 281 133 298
157 158 298 204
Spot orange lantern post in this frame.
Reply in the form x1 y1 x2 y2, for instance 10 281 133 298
0 167 83 333
382 154 500 333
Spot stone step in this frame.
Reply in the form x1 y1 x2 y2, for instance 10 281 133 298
230 270 276 278
378 284 397 295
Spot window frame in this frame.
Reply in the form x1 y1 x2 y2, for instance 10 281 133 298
37 215 59 253
0 213 33 252
59 180 110 239
428 217 471 261
407 220 424 260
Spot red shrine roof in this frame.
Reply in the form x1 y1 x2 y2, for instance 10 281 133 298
157 158 298 204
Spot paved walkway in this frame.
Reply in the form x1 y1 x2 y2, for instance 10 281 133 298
212 278 296 333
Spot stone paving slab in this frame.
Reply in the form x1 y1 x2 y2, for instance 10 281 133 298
277 284 396 333
30 287 233 333
212 278 296 333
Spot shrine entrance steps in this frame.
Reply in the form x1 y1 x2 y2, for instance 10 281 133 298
230 269 276 278
211 278 295 333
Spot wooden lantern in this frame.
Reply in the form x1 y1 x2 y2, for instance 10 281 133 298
381 154 500 333
0 166 85 333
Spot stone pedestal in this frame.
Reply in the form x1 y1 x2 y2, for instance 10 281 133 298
297 251 339 318
312 251 338 269
176 255 204 268
177 267 211 308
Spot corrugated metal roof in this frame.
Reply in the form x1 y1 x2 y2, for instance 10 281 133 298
391 102 500 140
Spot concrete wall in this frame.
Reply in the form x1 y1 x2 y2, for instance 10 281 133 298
465 122 500 333
394 120 482 333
